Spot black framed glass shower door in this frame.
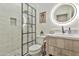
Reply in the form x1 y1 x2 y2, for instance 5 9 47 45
21 3 36 56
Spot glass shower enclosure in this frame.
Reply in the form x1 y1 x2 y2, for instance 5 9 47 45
21 3 36 56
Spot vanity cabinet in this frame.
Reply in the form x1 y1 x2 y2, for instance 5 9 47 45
45 36 79 56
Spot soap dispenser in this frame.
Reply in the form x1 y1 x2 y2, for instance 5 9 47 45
40 30 44 36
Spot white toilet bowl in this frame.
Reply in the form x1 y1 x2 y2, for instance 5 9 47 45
29 35 46 56
29 44 42 56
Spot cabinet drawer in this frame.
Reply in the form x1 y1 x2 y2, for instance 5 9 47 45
73 51 79 56
64 39 73 50
56 39 64 48
54 47 62 56
73 40 79 52
48 37 56 46
48 46 55 56
62 49 73 56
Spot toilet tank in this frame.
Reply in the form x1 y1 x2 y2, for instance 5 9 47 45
36 35 46 45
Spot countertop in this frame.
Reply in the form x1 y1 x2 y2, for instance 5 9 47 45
46 33 79 40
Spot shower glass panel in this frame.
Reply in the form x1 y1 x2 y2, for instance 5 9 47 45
21 3 36 56
23 24 27 33
28 25 32 32
23 35 27 44
28 34 32 42
29 16 32 24
33 17 35 24
23 44 27 55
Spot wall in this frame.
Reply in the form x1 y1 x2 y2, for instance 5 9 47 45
35 3 79 35
0 3 21 55
35 3 57 35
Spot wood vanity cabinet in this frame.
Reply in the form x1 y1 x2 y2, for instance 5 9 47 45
45 36 79 56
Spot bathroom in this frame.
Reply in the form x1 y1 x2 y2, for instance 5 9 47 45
0 3 79 56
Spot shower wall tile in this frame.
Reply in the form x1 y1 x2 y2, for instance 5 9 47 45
0 3 21 55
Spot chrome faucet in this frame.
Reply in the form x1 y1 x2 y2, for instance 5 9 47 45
62 26 65 34
68 27 71 34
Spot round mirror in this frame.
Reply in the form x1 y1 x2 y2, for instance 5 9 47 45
51 3 77 26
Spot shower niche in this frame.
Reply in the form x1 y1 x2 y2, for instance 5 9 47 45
21 3 36 56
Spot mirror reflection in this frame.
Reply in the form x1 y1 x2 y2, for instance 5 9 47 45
54 4 76 23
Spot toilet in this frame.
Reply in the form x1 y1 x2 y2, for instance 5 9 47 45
29 35 46 56
29 44 41 56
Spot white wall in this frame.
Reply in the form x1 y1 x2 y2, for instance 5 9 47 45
35 3 79 35
0 3 21 55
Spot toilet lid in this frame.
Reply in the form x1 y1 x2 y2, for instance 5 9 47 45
29 44 41 51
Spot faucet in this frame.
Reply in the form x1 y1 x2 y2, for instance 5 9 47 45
68 27 71 34
62 26 65 34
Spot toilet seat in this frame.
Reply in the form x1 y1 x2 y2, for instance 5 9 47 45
29 44 41 52
29 44 42 56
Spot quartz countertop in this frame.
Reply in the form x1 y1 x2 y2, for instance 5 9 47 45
46 33 79 40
